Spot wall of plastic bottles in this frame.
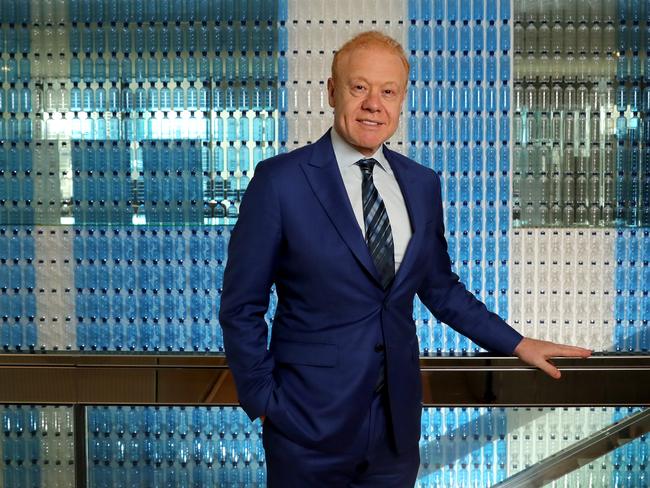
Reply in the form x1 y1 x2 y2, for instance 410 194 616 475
406 0 512 354
511 0 649 229
507 0 649 353
1 0 284 226
512 0 618 227
1 0 650 487
1 405 76 488
615 229 650 351
2 1 646 351
1 404 647 487
0 0 286 351
510 228 618 350
85 406 265 487
418 406 648 487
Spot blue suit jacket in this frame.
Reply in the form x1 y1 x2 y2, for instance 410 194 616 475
219 131 523 454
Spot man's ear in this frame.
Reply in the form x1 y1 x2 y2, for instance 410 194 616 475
327 78 336 108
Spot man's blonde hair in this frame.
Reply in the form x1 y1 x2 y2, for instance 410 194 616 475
331 31 410 84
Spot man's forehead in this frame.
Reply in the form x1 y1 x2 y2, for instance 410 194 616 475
339 44 400 62
347 74 401 85
336 46 408 81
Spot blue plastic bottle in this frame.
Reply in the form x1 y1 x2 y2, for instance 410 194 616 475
172 85 184 111
172 55 184 82
82 56 94 84
121 55 133 83
70 84 82 112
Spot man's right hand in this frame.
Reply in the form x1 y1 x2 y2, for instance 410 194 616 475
514 337 592 379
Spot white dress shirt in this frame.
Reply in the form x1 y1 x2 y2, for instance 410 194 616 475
330 127 413 272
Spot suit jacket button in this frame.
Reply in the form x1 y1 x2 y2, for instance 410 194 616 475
374 344 385 352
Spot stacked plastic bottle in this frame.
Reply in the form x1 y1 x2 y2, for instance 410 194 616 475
609 407 649 487
0 1 33 145
416 406 649 488
418 407 510 486
505 406 645 488
0 0 35 354
0 142 36 226
70 141 132 225
507 1 650 353
510 0 650 227
27 0 80 227
31 142 64 225
30 0 287 352
1 405 75 488
408 0 511 355
615 0 650 227
72 226 230 351
1 2 649 487
614 229 650 352
86 405 265 487
0 0 288 349
3 0 286 351
0 228 37 350
50 0 283 225
509 228 617 351
0 0 34 228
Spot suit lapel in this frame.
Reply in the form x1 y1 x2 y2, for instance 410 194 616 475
383 147 426 294
299 131 383 287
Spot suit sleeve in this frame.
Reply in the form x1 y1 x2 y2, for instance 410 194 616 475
219 161 280 420
417 174 523 355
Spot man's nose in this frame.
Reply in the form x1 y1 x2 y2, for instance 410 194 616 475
361 90 381 111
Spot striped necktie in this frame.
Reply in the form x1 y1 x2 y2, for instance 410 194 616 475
356 158 395 289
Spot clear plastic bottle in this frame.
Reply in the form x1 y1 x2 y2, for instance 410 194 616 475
590 144 601 174
43 82 56 113
563 201 575 225
576 23 590 54
564 112 575 143
524 23 538 54
603 23 616 54
564 22 577 55
551 22 563 54
538 21 551 54
590 23 603 55
600 140 614 176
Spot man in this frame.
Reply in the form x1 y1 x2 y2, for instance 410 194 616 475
219 31 591 487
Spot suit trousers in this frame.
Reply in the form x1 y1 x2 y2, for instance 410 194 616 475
263 390 420 487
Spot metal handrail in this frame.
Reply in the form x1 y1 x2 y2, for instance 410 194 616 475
494 408 650 488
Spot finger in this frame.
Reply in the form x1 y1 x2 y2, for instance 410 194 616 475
553 345 592 357
537 358 561 379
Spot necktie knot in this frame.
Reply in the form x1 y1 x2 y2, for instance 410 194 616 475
356 158 377 176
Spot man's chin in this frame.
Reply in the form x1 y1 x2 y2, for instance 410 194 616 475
355 144 383 156
351 136 386 153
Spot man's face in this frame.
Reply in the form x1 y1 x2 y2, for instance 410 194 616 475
327 45 408 156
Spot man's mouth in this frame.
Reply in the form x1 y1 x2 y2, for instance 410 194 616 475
358 120 383 126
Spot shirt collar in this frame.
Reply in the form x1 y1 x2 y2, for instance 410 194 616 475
330 126 392 175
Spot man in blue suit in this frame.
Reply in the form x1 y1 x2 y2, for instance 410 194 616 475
219 31 591 487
